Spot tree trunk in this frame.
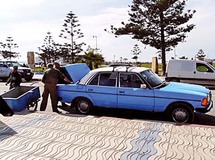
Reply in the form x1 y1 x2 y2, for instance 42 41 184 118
160 11 166 76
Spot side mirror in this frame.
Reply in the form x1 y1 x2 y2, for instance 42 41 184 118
140 84 147 89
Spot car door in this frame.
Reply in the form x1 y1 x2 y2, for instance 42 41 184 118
0 64 10 78
117 73 155 111
194 62 215 80
86 72 118 108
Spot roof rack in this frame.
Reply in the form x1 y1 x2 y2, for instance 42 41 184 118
111 65 132 72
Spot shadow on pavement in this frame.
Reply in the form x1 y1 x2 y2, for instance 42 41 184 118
194 113 215 126
0 120 17 141
58 105 215 126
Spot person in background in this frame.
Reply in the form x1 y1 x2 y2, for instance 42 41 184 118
40 63 71 113
6 66 22 89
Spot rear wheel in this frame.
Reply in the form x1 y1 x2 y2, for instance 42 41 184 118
75 98 92 114
169 103 194 123
27 98 38 111
2 77 9 82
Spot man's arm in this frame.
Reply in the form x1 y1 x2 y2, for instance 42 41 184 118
57 69 72 84
63 77 72 84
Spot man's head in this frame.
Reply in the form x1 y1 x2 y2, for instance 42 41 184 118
54 61 60 69
13 66 18 70
47 63 54 68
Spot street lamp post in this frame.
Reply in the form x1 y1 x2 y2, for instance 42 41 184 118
93 35 98 53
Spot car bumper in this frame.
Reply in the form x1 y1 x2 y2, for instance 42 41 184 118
196 101 213 113
20 72 34 78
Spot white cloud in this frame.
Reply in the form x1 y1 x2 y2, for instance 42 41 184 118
0 0 215 62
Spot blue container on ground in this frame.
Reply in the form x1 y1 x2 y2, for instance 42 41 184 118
1 86 40 111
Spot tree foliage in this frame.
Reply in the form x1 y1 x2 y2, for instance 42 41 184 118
196 49 206 61
0 36 19 59
38 32 59 66
131 44 141 62
106 0 195 75
76 51 104 69
59 11 85 63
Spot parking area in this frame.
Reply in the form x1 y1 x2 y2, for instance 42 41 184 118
1 110 215 160
0 81 215 159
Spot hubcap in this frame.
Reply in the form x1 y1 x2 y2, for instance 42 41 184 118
79 101 89 113
173 108 188 123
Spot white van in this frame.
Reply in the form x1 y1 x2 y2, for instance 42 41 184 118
166 59 215 87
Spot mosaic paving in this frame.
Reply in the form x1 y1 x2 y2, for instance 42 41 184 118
0 111 215 160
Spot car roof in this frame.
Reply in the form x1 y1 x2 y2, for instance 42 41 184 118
91 66 150 73
64 63 150 84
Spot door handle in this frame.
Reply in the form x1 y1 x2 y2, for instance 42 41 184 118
194 71 196 74
87 89 93 92
119 91 125 94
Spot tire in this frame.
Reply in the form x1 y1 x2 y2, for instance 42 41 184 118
2 77 9 82
27 98 38 111
170 103 194 123
25 77 32 82
75 98 92 114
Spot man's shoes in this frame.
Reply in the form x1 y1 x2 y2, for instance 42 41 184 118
54 110 62 114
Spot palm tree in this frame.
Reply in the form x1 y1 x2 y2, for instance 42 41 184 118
76 51 104 69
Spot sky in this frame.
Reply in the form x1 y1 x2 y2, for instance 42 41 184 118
0 0 215 63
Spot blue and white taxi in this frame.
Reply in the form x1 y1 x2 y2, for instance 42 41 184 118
57 63 213 123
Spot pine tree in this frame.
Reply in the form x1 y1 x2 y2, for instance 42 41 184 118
106 0 195 75
0 36 19 59
59 11 85 63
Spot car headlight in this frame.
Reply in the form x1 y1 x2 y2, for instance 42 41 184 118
18 69 24 73
208 92 212 102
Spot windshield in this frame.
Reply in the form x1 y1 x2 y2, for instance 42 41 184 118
140 69 163 87
207 62 215 71
5 61 21 67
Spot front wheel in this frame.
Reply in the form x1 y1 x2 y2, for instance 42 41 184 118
75 98 92 114
25 77 32 82
170 103 194 123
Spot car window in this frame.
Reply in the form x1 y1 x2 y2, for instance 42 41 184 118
99 73 117 86
196 63 213 72
89 74 99 85
89 72 117 87
120 73 143 88
140 69 163 87
0 64 9 68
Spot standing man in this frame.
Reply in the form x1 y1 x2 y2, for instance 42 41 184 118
54 61 72 108
6 66 22 89
40 63 71 113
54 61 72 84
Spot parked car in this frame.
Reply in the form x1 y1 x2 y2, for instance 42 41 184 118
0 63 11 81
166 59 215 87
0 61 34 81
57 63 213 123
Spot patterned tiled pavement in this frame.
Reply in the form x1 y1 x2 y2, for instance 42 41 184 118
0 111 215 160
